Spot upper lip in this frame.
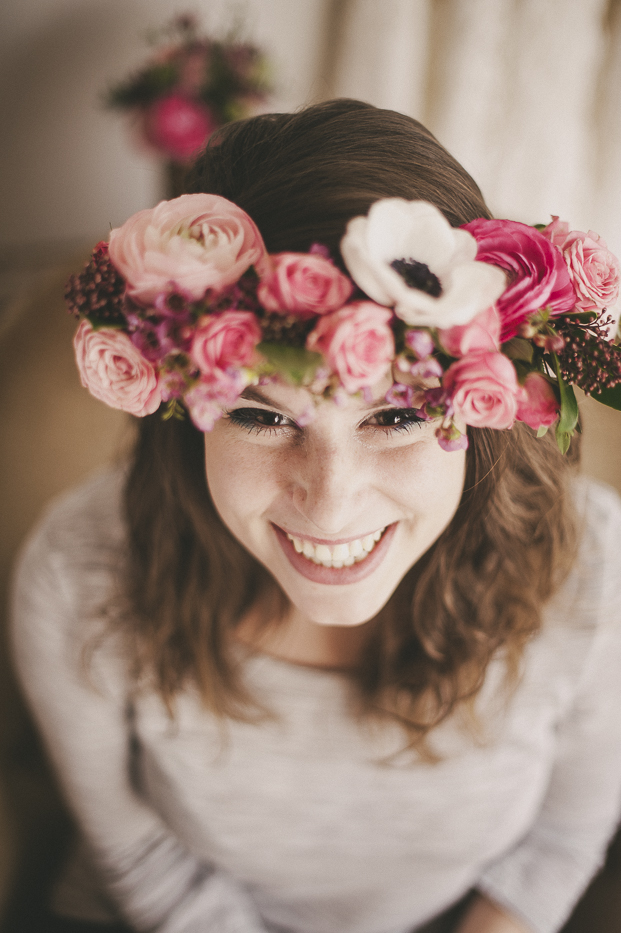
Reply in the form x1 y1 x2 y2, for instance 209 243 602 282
272 522 393 546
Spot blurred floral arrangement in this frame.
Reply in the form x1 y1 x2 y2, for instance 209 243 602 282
106 14 271 167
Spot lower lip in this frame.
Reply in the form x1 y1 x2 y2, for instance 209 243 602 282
272 523 398 586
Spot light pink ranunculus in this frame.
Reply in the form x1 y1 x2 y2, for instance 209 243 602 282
443 351 520 430
438 304 501 358
515 372 559 430
257 252 353 316
108 194 267 305
464 218 576 341
306 301 395 393
191 311 262 376
73 320 162 416
144 93 215 162
542 217 620 323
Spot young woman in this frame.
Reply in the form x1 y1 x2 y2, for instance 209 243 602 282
12 99 621 933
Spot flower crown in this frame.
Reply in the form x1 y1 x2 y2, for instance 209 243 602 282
66 193 621 452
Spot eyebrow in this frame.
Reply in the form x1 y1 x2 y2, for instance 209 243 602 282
238 385 404 415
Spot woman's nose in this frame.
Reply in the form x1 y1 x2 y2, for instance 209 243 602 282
289 437 365 534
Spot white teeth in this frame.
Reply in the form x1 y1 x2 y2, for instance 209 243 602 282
285 527 387 568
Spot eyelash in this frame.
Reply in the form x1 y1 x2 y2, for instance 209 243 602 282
226 407 426 436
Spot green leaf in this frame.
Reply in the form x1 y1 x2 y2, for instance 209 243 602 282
589 383 621 412
552 353 579 435
502 338 534 363
257 342 323 386
555 430 572 455
536 425 549 438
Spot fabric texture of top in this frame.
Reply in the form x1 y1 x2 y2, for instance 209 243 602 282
11 468 621 933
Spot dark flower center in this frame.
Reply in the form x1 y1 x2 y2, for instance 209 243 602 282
390 258 442 297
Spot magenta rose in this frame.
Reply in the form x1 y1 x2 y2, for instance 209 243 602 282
73 320 162 416
144 93 215 162
306 301 395 393
443 351 520 430
257 253 353 317
438 305 501 358
515 372 559 430
108 194 267 305
464 219 576 341
542 217 620 321
190 311 262 377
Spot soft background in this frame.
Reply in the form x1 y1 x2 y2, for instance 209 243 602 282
2 0 621 928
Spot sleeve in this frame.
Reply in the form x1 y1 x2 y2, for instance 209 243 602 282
476 482 621 933
11 510 271 933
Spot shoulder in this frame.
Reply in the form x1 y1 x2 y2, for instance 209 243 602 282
567 476 621 612
11 466 129 656
15 466 127 581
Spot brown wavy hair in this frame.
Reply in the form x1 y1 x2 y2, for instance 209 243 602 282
121 100 579 748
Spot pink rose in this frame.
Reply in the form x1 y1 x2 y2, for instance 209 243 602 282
443 351 520 430
438 305 501 358
464 219 576 341
515 372 559 430
257 253 353 317
542 217 620 321
144 93 215 162
73 320 162 416
306 301 395 393
191 310 261 377
108 194 267 305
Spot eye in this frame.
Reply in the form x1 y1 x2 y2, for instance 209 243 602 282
365 408 427 434
226 407 296 435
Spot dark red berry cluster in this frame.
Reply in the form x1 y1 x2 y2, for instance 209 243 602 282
65 242 127 326
556 313 621 395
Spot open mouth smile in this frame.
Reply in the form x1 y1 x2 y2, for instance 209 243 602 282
285 529 385 568
272 523 397 585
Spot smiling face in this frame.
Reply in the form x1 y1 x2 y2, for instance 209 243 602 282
203 379 466 630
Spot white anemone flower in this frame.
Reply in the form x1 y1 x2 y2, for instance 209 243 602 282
341 199 506 328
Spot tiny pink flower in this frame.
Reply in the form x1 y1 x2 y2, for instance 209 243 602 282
305 301 395 393
443 351 520 430
108 193 267 305
185 382 225 432
144 92 215 162
464 218 576 340
405 329 435 360
542 216 620 327
257 252 353 317
409 358 444 380
436 422 469 452
438 305 501 358
191 310 261 376
73 320 162 416
515 372 559 430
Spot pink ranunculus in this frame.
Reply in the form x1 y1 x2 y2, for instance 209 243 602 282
542 217 620 321
73 320 162 416
464 219 576 341
515 372 559 430
306 301 395 393
191 310 262 377
438 304 501 358
108 194 267 305
443 351 520 430
143 92 215 162
257 252 353 317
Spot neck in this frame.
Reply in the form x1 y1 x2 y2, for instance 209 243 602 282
234 603 377 671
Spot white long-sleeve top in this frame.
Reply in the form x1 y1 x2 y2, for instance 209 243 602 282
11 468 621 933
